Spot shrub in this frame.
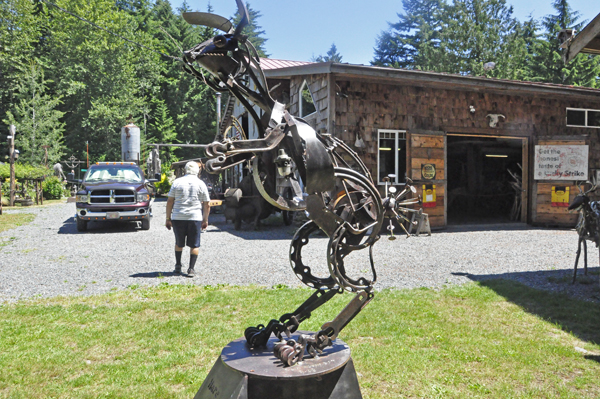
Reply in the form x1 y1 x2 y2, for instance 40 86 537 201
155 171 175 195
42 176 64 199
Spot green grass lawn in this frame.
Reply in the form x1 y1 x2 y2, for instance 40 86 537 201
1 282 599 398
0 213 36 233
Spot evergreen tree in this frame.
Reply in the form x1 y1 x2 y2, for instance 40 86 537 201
43 0 158 162
421 0 528 79
312 44 343 63
148 97 178 167
150 1 217 161
529 0 600 87
372 0 445 69
0 0 43 137
4 61 65 165
232 2 269 58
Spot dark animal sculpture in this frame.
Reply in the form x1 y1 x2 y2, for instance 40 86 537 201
181 0 416 366
568 180 600 285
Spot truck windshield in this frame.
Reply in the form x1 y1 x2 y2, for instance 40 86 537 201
84 166 143 183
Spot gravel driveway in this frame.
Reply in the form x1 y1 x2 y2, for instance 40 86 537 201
1 199 598 303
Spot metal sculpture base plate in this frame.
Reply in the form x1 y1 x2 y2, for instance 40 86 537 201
194 331 362 399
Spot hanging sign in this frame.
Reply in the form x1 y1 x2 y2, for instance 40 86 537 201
422 184 436 208
421 163 436 180
551 186 569 207
534 145 588 180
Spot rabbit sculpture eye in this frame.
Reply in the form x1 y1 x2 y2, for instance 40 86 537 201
181 0 419 366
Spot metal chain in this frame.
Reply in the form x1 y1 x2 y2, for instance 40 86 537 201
40 0 182 62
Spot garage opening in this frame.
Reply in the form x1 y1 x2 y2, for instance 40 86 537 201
447 135 523 225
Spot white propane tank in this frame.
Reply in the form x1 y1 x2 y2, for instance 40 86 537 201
121 124 140 163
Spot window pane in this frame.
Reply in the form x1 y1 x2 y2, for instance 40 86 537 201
300 84 316 117
588 111 600 127
397 138 407 181
567 109 585 126
379 138 395 182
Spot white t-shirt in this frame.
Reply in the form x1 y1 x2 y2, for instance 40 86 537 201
167 174 210 221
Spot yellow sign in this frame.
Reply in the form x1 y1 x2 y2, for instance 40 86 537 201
421 164 436 180
551 186 569 207
422 184 436 208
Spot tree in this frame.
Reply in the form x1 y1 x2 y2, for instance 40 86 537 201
149 1 217 161
232 2 269 58
0 0 43 138
372 0 445 69
42 0 160 161
3 61 65 165
148 98 178 167
312 43 343 63
528 0 600 87
420 0 529 79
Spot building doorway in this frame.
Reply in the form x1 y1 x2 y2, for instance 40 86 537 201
447 135 525 225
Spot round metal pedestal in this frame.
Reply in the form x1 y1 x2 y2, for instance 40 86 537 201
194 332 363 399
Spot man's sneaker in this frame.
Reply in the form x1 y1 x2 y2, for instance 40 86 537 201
174 264 182 274
186 268 195 277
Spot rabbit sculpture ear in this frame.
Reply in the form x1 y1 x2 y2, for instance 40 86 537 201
182 12 234 33
233 0 249 37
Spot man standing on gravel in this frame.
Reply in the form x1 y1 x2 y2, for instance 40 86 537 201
165 161 210 277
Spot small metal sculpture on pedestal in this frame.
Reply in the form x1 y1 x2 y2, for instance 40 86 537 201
568 180 600 284
181 1 419 396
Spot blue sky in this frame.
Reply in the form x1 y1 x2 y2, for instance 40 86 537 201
175 0 598 65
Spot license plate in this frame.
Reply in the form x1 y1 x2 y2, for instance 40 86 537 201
106 212 120 219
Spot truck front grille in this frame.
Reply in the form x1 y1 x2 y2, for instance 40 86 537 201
90 189 135 204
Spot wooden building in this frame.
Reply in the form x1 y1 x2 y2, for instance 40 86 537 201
237 60 600 229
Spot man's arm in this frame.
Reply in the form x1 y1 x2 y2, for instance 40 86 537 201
165 196 175 230
201 201 210 230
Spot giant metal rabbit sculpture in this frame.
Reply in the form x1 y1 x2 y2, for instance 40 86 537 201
181 0 415 366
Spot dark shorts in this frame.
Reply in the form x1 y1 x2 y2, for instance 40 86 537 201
172 220 202 248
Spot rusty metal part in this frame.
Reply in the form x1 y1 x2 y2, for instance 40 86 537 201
290 222 337 289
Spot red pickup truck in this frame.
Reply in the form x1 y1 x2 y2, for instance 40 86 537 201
69 162 158 232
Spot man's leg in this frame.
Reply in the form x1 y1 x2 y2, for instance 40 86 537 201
172 220 186 274
174 244 183 274
188 247 199 276
186 221 202 277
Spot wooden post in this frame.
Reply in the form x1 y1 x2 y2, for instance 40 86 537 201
9 125 16 207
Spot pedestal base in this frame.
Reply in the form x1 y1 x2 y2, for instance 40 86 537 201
194 331 362 399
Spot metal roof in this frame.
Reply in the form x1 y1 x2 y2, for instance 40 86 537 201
262 61 600 98
259 58 314 70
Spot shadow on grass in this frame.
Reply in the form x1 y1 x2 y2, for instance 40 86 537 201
456 276 600 346
585 355 600 364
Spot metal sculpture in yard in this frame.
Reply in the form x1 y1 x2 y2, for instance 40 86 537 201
181 0 418 367
568 180 600 284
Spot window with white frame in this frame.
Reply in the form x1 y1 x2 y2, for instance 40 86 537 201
299 80 316 118
566 108 600 128
377 129 407 185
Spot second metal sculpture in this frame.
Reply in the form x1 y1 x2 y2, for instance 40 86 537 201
181 0 417 366
568 180 600 284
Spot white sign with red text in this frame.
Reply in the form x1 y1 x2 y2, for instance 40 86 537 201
534 145 588 180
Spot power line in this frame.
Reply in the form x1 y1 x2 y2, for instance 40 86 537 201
40 0 183 62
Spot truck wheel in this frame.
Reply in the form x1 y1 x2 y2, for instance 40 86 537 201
141 218 150 230
76 217 87 232
283 210 295 226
